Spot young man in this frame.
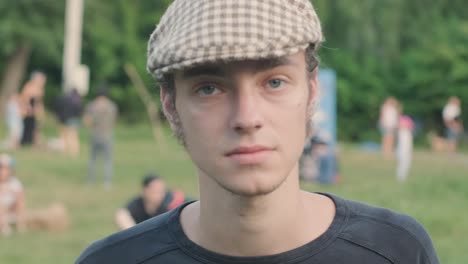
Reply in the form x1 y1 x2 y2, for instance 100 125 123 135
54 88 83 156
83 88 118 188
115 173 188 230
77 1 440 263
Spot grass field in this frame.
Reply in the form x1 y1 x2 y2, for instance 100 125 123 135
0 123 466 263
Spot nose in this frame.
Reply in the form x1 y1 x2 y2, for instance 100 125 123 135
230 86 263 134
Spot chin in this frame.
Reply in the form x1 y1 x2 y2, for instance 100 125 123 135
216 172 286 198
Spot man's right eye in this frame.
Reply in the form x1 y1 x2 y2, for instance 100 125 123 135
195 85 220 96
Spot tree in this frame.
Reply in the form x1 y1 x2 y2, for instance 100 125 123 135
2 0 466 142
0 0 64 112
81 0 172 121
314 0 468 141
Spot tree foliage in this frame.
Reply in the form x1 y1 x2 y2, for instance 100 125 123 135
80 0 172 121
0 0 64 62
315 0 468 140
0 0 64 109
1 0 467 140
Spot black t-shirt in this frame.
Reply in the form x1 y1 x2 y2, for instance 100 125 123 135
126 192 173 224
54 94 83 123
76 193 440 264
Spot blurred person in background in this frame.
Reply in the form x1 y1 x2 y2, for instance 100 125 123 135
0 154 70 236
378 96 401 158
396 115 414 182
77 1 439 263
54 88 83 156
300 137 339 184
442 96 463 153
19 71 46 147
115 173 189 230
0 154 26 236
2 93 23 150
83 87 118 188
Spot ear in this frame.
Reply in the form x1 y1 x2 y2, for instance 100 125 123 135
160 87 178 130
160 85 186 144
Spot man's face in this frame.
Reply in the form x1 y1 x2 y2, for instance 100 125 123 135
33 73 46 87
143 179 166 205
163 51 317 197
450 97 460 106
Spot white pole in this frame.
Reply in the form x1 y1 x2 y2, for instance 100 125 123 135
63 0 84 93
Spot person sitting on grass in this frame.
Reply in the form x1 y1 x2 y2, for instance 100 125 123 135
0 153 26 236
115 173 189 230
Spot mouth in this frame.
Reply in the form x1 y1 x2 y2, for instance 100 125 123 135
225 145 274 165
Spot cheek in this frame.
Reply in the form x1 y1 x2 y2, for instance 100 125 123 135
177 101 226 150
286 106 308 144
274 90 308 130
270 93 308 155
147 193 162 202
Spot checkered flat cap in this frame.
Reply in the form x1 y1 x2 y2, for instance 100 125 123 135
147 0 323 81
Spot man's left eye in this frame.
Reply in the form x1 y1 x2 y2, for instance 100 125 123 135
267 79 283 89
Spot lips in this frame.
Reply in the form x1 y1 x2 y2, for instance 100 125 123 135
226 146 272 155
225 145 274 165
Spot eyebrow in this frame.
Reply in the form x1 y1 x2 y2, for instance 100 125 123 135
182 65 225 79
181 56 297 79
254 56 297 72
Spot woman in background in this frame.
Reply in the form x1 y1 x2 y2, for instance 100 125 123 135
20 72 46 146
379 96 401 158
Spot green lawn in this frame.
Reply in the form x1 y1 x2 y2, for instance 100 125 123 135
0 124 466 263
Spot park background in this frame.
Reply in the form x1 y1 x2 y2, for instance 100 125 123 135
0 0 467 263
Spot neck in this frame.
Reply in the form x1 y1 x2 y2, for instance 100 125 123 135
181 165 335 257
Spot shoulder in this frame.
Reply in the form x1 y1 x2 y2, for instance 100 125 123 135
104 99 117 109
333 195 439 263
126 196 142 207
342 197 429 238
76 211 177 264
111 100 118 109
125 197 144 214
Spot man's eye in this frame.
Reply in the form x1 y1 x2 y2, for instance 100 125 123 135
267 79 284 89
196 85 218 96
